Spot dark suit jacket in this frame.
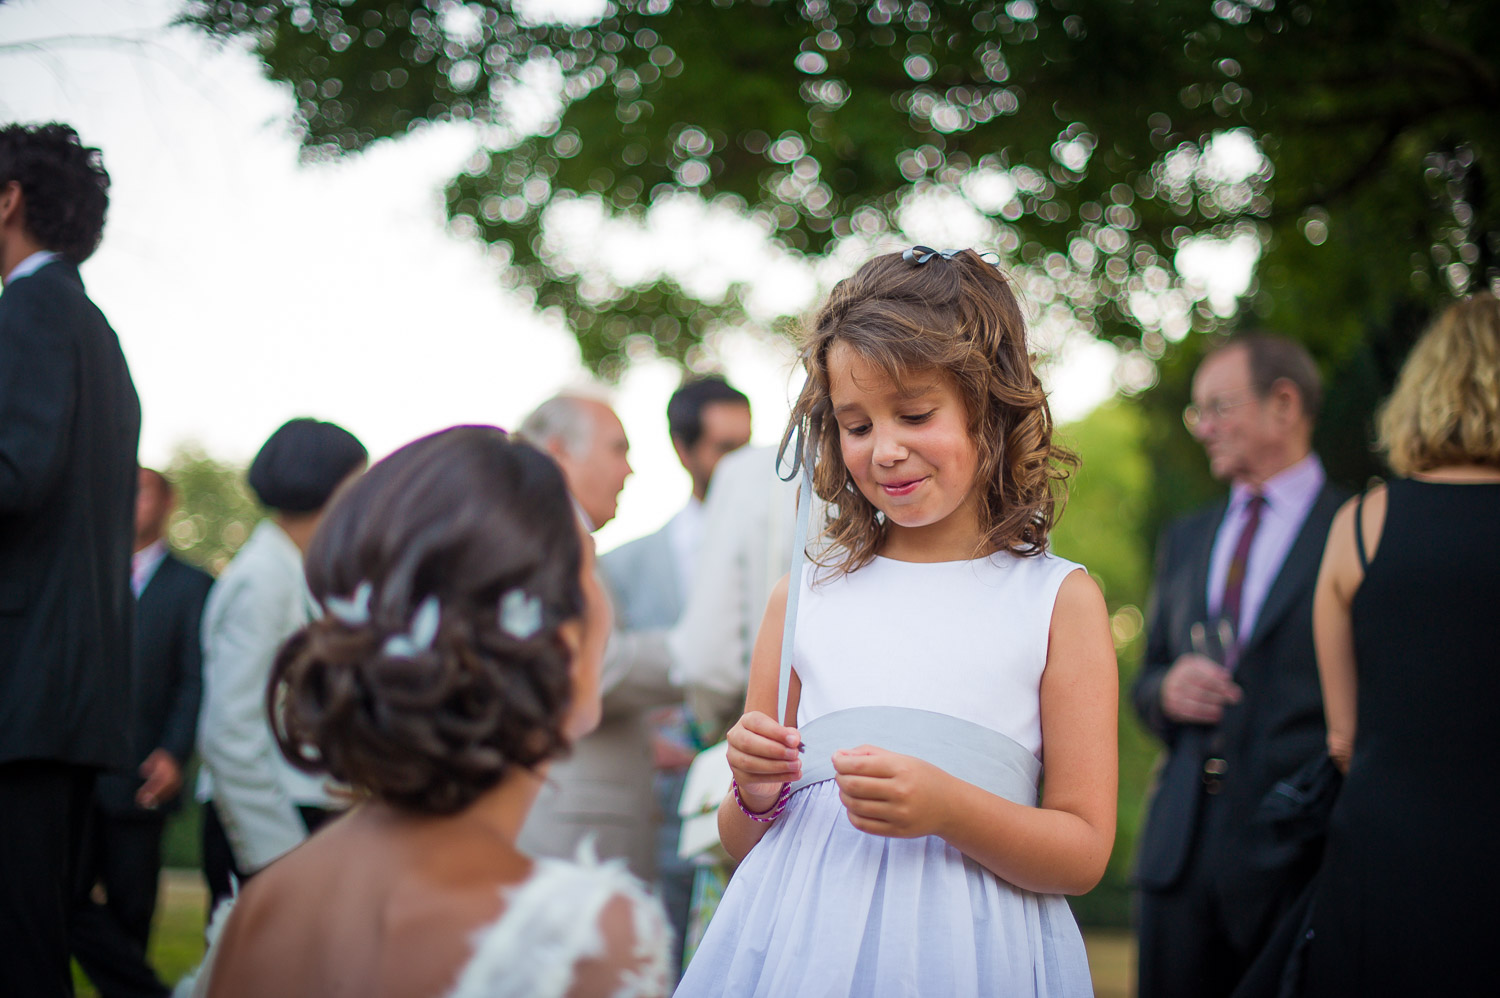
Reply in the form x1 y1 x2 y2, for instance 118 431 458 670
96 554 214 815
0 261 141 767
1131 482 1346 947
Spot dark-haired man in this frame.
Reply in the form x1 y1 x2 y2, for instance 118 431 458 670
1132 335 1346 998
0 122 141 996
73 469 213 998
599 377 751 969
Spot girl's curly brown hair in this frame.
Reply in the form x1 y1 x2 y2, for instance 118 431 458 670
267 426 586 815
783 249 1077 574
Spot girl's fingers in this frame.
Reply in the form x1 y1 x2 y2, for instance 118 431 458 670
831 748 894 777
727 727 802 763
833 773 891 801
738 711 801 748
843 809 897 837
838 789 898 820
727 746 802 780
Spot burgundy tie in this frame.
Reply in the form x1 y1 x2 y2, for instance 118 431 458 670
1221 494 1266 654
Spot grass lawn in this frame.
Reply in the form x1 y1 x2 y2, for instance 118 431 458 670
76 870 1136 996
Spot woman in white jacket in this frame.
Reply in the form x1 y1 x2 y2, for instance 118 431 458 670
197 417 366 913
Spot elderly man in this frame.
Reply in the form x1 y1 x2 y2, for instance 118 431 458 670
0 122 140 997
517 394 677 879
1131 335 1347 998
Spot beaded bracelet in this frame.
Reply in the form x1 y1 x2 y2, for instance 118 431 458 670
732 779 792 822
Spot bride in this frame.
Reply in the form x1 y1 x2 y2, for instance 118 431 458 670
188 425 669 998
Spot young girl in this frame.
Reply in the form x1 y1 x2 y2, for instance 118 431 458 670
675 249 1117 997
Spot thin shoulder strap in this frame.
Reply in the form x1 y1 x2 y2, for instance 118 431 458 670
1354 489 1370 571
776 448 814 726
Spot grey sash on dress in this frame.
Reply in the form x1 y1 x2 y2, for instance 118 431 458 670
789 706 1042 806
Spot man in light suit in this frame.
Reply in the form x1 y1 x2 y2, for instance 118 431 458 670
599 377 751 969
73 468 213 998
1132 335 1347 998
0 122 140 998
517 394 679 880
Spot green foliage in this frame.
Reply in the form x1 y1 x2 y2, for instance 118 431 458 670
1051 401 1156 926
182 0 1499 378
1052 401 1151 609
161 765 205 870
73 871 209 996
151 448 261 873
160 446 264 575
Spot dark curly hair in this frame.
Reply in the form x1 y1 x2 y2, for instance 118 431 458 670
0 123 110 263
784 249 1077 574
268 426 587 815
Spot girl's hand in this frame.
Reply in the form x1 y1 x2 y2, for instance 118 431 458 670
832 746 954 838
726 710 802 811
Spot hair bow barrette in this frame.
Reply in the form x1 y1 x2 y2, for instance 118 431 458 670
382 595 441 659
902 246 1006 269
499 588 544 640
903 245 959 265
325 581 372 627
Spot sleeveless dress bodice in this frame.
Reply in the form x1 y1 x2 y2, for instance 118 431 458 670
675 551 1094 998
795 553 1071 756
1303 479 1500 996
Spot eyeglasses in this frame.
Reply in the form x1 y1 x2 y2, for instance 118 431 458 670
1183 391 1258 432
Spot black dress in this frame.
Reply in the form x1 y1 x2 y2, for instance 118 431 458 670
1302 478 1500 996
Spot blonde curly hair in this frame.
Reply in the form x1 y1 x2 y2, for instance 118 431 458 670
783 249 1077 575
1378 294 1500 475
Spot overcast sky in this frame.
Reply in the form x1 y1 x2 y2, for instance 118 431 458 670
0 0 1214 550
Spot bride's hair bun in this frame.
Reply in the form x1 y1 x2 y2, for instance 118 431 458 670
267 426 585 814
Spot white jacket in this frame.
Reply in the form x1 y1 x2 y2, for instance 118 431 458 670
197 519 333 871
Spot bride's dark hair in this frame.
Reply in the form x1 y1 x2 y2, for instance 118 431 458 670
268 425 586 814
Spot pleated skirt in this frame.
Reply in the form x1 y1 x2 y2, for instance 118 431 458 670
674 781 1093 997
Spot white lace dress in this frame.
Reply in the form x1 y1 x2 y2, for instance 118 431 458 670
178 850 671 998
675 554 1095 997
448 853 672 998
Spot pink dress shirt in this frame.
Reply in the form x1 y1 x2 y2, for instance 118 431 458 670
1206 453 1326 643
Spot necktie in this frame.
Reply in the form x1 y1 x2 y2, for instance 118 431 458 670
1221 493 1266 654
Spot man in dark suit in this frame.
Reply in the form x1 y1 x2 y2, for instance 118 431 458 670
73 468 212 998
0 122 141 997
1132 334 1345 998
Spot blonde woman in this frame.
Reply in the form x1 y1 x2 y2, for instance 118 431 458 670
1300 295 1500 996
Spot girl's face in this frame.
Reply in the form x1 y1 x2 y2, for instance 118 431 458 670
827 341 983 558
560 520 613 741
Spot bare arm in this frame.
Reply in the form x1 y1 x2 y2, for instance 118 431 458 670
1314 489 1382 772
834 570 1118 895
716 574 803 863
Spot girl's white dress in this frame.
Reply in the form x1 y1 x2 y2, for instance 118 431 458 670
675 553 1095 997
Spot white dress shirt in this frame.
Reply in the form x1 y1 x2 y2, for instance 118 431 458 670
2 249 59 287
666 497 705 596
131 538 169 598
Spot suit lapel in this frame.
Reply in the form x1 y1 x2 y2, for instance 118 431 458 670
1240 485 1339 656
